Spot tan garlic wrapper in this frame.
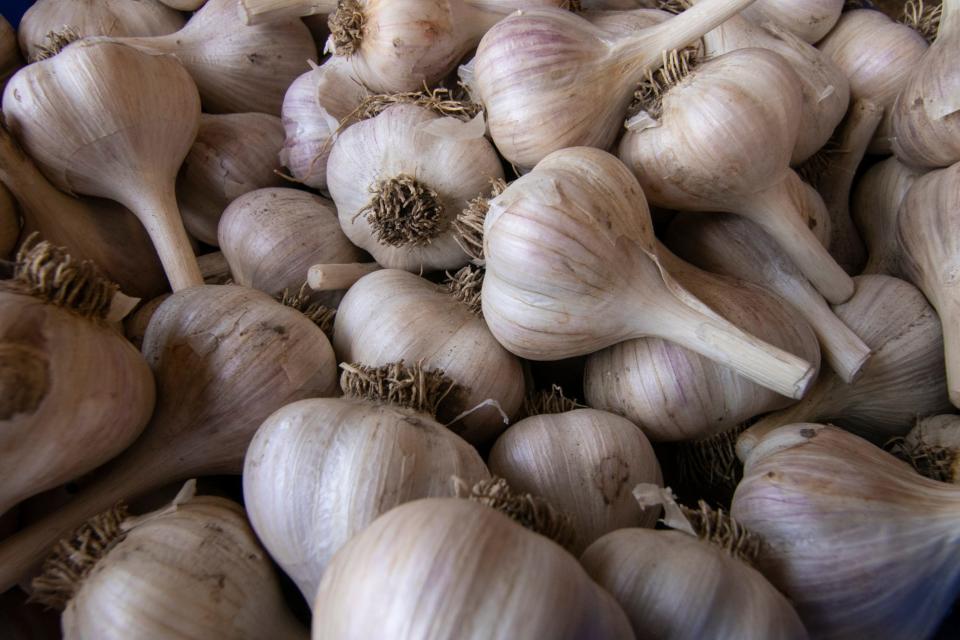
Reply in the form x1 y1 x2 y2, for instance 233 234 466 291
585 246 820 441
327 103 502 272
312 497 636 639
3 40 203 291
32 484 305 640
0 183 18 259
853 156 922 277
742 0 843 43
0 16 22 93
0 285 338 592
620 47 854 304
470 0 757 170
891 414 960 484
219 187 363 299
18 0 185 62
818 9 928 154
732 423 960 640
177 113 286 246
892 0 960 169
737 275 952 454
0 240 155 518
243 362 489 604
333 269 524 444
483 146 816 400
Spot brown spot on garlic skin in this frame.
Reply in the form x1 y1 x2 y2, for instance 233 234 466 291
800 428 817 438
593 455 631 506
0 343 50 420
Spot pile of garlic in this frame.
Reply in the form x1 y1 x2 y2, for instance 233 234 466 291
1 0 959 638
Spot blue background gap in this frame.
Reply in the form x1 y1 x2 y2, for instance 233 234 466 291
1 1 32 28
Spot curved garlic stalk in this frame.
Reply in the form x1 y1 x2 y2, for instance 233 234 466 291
471 0 759 170
312 497 636 639
177 113 285 246
892 0 960 168
3 40 203 291
853 156 922 276
737 275 952 455
0 285 339 592
818 9 928 154
742 0 843 43
898 161 960 408
482 147 816 399
620 48 854 304
0 183 17 259
0 16 22 93
584 5 670 34
888 414 960 484
308 262 382 291
584 244 820 442
732 423 960 640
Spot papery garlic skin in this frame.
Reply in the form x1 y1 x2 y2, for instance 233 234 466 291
742 0 843 43
732 423 960 640
853 156 922 277
312 498 636 639
582 528 808 640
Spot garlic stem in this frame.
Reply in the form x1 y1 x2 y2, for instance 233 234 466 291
125 188 203 291
239 0 337 24
942 298 960 408
798 288 871 383
308 262 382 291
197 251 232 284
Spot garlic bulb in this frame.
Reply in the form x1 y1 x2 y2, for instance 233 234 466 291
243 361 489 603
327 103 502 272
240 0 337 24
737 275 952 453
0 240 155 517
0 122 167 299
892 0 960 168
742 0 843 43
853 156 922 276
3 40 203 291
482 146 816 400
889 414 960 484
177 113 286 246
818 8 928 154
732 423 960 640
620 47 854 304
470 0 757 170
585 245 820 441
280 57 367 191
584 5 669 35
898 160 960 407
0 16 22 93
333 269 524 444
0 183 18 259
32 483 305 640
0 285 338 592
18 0 185 62
312 497 636 639
219 187 363 299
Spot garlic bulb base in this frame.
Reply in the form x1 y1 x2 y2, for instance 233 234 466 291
340 361 456 418
445 265 484 316
887 414 960 484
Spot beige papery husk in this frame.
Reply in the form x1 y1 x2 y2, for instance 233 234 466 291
898 161 960 408
2 40 203 291
0 16 22 93
887 414 960 484
0 285 339 593
620 47 854 305
581 484 808 640
467 0 759 170
482 146 816 400
332 268 524 444
742 0 843 43
584 244 820 442
892 0 960 168
736 275 953 458
19 0 184 62
30 482 306 640
818 8 928 154
177 113 286 246
0 239 154 519
0 182 18 259
852 156 923 277
732 423 960 640
243 361 489 605
326 102 502 273
310 496 636 639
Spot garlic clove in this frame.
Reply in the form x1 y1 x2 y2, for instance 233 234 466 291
852 156 922 277
888 414 960 484
742 0 843 43
0 15 22 94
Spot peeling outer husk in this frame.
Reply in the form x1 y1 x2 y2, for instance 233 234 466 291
742 0 844 43
732 423 960 640
452 177 508 264
0 16 22 93
887 414 960 483
853 157 922 277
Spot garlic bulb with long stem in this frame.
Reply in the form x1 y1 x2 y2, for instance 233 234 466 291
742 0 843 43
585 244 820 441
620 47 854 304
737 275 952 454
888 414 960 484
312 497 636 639
0 16 22 93
327 102 502 273
898 160 960 408
0 183 18 259
853 156 922 277
469 0 758 170
818 8 928 154
0 239 155 518
3 40 203 291
732 423 960 640
483 146 816 400
243 361 489 604
32 483 306 640
0 284 338 592
333 269 524 444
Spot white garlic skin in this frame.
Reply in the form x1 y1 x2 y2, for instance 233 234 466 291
742 0 843 43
